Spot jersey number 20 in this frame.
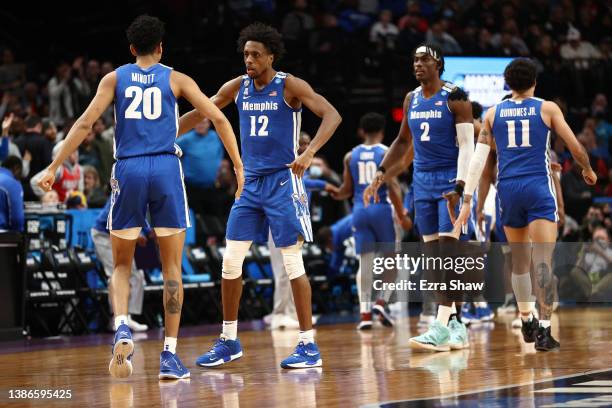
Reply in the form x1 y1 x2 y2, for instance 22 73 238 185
124 86 162 120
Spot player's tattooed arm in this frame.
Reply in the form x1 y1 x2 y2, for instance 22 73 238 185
285 75 341 177
164 280 182 314
331 152 354 201
38 72 116 192
177 76 242 136
544 100 596 185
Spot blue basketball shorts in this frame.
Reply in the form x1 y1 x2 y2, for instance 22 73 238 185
494 193 507 242
413 168 463 238
108 154 190 231
352 203 395 254
497 175 558 229
226 169 312 247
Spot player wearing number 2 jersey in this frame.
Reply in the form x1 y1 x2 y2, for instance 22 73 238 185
364 44 475 353
455 58 596 351
37 15 244 380
180 23 341 370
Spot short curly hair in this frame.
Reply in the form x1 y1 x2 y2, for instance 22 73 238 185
359 112 386 134
504 58 537 92
237 23 285 62
126 15 165 56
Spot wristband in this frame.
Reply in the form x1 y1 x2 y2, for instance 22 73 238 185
377 165 386 174
454 183 464 196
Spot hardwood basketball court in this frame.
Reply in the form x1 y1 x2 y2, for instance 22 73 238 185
2 307 611 407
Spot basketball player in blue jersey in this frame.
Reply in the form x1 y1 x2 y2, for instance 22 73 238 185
38 15 244 378
364 44 474 352
332 112 409 330
181 23 341 369
454 58 596 350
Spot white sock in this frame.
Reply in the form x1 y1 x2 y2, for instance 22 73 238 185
164 337 177 354
436 305 453 325
450 302 457 314
114 315 128 330
511 273 534 314
222 320 238 340
299 329 314 344
521 313 533 322
539 320 551 328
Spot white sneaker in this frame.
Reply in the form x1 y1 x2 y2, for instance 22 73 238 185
263 313 274 326
127 316 148 332
270 314 300 330
282 315 300 330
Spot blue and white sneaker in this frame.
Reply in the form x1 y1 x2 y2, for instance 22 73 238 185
475 305 495 322
460 303 479 325
159 351 191 380
281 342 323 369
109 323 134 378
196 337 243 367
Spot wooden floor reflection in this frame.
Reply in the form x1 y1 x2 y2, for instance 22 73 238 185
2 308 611 407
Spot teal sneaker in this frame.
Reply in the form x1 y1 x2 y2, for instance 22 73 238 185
448 317 469 350
409 320 450 352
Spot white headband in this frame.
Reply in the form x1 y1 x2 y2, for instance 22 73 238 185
414 46 440 61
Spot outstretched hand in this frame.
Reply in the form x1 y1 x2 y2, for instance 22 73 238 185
363 171 384 207
452 202 471 238
582 168 597 185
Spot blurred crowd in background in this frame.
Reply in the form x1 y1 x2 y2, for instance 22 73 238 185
0 0 611 251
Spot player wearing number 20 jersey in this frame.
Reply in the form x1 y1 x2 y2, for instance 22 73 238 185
109 62 189 232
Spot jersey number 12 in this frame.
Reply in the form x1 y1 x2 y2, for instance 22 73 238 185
249 115 269 136
124 86 162 120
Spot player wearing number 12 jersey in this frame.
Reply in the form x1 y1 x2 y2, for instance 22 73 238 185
181 23 341 369
455 58 596 351
38 15 244 379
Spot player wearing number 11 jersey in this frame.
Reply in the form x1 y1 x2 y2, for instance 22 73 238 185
37 15 244 379
454 58 596 351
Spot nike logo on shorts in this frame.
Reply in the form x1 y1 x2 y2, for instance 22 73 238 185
280 180 289 186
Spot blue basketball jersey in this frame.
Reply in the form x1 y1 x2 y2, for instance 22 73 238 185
492 97 551 180
407 82 458 172
349 143 388 206
236 72 301 177
114 63 180 159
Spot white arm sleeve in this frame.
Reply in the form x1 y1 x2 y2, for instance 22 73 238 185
464 142 491 198
455 123 475 183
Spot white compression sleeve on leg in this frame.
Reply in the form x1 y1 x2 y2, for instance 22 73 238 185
512 272 534 314
455 123 475 183
280 241 306 280
464 142 491 197
222 240 252 280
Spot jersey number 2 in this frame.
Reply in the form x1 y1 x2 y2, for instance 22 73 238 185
249 115 269 136
506 120 531 148
125 86 162 120
420 122 430 141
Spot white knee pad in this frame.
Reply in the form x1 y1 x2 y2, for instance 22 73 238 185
280 241 306 280
222 240 252 280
